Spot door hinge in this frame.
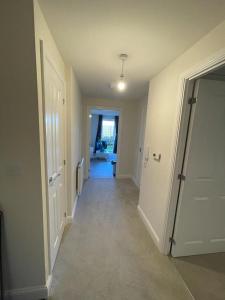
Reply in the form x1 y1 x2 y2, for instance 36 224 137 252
169 237 176 245
63 98 65 104
63 159 66 165
64 212 67 218
178 173 186 181
188 97 197 105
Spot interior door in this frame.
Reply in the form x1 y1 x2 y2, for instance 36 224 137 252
43 52 65 269
172 79 225 257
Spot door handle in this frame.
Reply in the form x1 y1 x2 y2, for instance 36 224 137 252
49 172 59 184
49 176 53 184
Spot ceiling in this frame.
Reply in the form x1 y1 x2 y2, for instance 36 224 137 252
38 0 225 100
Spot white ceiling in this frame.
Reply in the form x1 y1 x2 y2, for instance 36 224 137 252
38 0 225 100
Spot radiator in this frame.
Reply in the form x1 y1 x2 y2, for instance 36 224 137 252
77 158 84 195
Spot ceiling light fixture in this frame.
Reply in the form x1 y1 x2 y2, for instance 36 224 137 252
117 54 128 92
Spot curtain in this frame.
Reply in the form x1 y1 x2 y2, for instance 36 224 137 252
113 116 119 154
94 115 103 153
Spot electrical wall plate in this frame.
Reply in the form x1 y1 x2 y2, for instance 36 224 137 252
153 153 161 161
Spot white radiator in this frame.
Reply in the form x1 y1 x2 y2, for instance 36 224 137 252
77 158 84 195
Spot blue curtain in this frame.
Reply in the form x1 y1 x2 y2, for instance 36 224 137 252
113 116 119 153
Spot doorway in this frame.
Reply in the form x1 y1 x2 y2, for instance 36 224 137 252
88 108 120 178
166 65 225 300
170 66 225 258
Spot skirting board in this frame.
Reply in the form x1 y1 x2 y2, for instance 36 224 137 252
46 274 52 296
5 285 48 300
137 205 160 249
116 174 132 179
66 194 78 223
132 176 140 188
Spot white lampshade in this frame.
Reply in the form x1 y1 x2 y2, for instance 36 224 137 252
117 80 127 92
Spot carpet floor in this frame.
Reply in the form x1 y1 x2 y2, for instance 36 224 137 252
90 160 114 178
172 252 225 300
49 179 193 300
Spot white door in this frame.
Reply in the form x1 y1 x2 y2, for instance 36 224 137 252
172 79 225 257
43 53 65 269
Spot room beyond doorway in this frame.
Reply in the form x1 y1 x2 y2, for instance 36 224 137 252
88 108 120 178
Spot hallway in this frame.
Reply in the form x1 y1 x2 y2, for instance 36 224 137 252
49 179 192 300
90 160 114 178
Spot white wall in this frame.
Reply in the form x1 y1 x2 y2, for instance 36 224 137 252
90 114 98 147
66 67 83 216
139 19 225 252
83 97 143 179
0 0 46 293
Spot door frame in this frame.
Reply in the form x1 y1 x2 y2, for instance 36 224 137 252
85 105 122 179
40 40 67 271
162 48 225 254
135 98 148 187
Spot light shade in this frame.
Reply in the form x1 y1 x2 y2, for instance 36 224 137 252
117 80 126 92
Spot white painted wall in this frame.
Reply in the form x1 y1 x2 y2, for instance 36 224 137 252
83 97 145 180
0 0 46 293
66 67 83 216
90 114 98 147
139 19 225 252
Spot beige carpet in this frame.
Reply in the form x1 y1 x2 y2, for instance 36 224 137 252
172 253 225 300
49 179 193 300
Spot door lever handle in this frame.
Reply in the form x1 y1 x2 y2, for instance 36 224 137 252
49 176 53 184
49 172 59 184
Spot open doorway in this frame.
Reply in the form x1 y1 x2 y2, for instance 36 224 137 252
168 65 225 299
171 66 225 258
88 108 120 178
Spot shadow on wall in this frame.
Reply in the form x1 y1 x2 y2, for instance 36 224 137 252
1 212 11 294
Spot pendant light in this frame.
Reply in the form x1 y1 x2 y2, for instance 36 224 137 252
117 54 128 92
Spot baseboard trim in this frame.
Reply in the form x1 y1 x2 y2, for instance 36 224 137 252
132 176 140 188
66 194 78 223
137 205 160 248
116 174 132 179
5 285 47 300
46 274 52 296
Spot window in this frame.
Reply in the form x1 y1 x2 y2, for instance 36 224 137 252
102 120 115 138
101 119 115 153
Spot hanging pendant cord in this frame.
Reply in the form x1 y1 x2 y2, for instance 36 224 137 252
121 59 125 78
